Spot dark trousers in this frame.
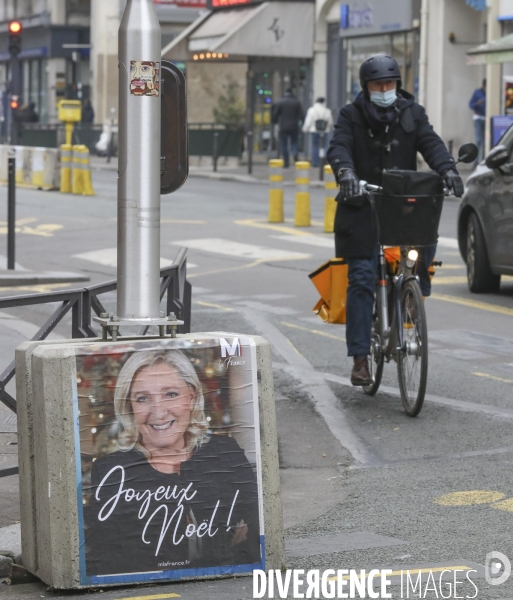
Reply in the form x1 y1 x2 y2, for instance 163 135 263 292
279 130 298 168
346 244 437 357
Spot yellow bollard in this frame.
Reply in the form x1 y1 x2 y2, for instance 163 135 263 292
268 159 284 222
324 164 337 233
80 145 95 196
294 161 311 227
71 144 83 195
60 144 72 193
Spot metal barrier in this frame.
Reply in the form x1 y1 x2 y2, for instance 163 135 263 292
19 123 105 154
0 247 191 478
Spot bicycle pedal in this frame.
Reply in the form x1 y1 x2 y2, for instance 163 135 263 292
403 322 414 329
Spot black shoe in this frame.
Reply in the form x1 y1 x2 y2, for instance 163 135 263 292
351 355 372 386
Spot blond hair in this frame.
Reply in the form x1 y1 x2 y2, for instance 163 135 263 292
113 348 209 456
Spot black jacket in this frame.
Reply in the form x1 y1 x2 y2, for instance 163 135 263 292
327 90 455 258
272 93 304 134
84 435 261 577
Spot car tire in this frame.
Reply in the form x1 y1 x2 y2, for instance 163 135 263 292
466 212 501 293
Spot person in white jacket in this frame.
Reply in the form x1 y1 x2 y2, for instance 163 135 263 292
302 98 333 167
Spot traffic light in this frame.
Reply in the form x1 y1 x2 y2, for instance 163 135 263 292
8 21 22 56
10 96 19 110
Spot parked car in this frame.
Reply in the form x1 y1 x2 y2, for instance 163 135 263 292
458 126 513 293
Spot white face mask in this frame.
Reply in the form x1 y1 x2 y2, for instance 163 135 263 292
370 89 397 108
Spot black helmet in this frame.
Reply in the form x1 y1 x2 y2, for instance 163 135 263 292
359 54 402 90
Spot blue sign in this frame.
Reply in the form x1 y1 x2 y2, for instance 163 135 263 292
491 115 513 146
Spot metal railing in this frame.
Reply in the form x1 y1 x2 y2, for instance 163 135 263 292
0 247 191 478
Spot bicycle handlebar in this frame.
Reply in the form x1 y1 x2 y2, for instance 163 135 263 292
359 180 453 196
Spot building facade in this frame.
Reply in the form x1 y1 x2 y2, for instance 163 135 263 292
314 0 487 154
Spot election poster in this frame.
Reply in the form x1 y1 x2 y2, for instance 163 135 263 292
72 336 264 585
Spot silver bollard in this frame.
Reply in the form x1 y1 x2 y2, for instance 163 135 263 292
117 0 161 320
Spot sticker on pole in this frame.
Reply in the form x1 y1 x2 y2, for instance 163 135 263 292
73 336 264 585
130 61 160 96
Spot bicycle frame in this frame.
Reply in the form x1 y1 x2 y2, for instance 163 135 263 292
376 245 420 361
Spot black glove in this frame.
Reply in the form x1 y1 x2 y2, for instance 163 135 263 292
337 168 360 200
444 169 464 198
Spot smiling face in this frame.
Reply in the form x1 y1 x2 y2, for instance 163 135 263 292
130 61 156 95
129 363 194 454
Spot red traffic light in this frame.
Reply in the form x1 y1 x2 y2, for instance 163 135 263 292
10 100 19 109
9 21 22 34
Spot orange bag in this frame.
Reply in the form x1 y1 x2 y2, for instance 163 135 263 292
309 258 348 324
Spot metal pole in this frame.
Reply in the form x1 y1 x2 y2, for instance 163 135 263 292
7 150 15 270
213 131 219 172
247 130 253 174
117 0 161 320
10 55 20 145
319 132 326 181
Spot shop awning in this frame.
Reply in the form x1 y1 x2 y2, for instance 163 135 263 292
467 33 513 65
161 2 314 61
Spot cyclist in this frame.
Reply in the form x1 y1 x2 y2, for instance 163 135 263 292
327 54 464 386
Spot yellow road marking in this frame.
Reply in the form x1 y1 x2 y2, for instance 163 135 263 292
434 490 505 506
472 372 513 384
188 255 308 279
492 498 513 512
116 594 181 600
281 320 345 341
431 293 513 316
194 300 233 311
328 566 472 581
432 276 468 284
0 283 69 294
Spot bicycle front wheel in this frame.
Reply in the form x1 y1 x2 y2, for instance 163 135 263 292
397 280 428 417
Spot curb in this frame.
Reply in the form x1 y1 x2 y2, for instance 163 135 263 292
0 272 90 287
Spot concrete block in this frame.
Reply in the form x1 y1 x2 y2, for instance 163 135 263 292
17 333 283 589
0 554 13 577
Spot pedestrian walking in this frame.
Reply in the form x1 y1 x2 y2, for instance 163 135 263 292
25 102 39 123
327 53 463 386
82 99 95 123
272 88 304 168
469 79 486 165
302 97 333 167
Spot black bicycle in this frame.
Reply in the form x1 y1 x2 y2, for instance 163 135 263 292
360 143 478 417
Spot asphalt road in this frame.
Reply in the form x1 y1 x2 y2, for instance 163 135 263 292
1 169 513 599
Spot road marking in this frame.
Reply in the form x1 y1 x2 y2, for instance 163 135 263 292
244 310 379 465
188 256 304 279
328 565 472 582
272 234 334 248
431 293 513 316
281 320 346 341
432 276 468 284
161 218 206 224
0 283 69 293
472 372 513 384
321 370 513 419
434 491 505 506
437 236 459 249
492 498 513 512
172 238 309 260
73 248 179 269
116 594 180 600
194 300 233 311
235 218 313 236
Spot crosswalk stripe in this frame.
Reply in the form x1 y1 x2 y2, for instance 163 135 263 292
171 238 310 260
271 234 334 248
73 248 196 269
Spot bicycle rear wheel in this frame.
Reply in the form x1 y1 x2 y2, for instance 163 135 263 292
397 280 428 416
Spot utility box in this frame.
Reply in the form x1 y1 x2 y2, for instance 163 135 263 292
57 100 82 123
16 333 284 589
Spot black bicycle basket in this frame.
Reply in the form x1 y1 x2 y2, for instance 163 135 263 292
372 170 445 246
